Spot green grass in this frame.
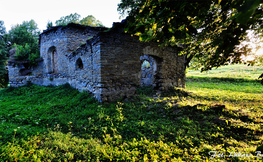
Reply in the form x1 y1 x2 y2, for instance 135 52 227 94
0 64 262 161
187 64 263 107
187 64 263 80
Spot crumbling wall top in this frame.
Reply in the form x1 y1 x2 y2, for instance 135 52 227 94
40 23 108 36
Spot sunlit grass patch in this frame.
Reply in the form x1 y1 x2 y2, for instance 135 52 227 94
0 64 262 161
188 64 263 80
186 67 262 118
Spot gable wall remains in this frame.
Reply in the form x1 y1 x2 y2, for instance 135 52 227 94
98 27 185 102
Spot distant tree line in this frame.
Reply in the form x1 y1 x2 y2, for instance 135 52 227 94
47 13 104 28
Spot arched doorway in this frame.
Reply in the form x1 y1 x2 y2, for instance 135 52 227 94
47 46 58 73
52 50 58 73
140 55 160 88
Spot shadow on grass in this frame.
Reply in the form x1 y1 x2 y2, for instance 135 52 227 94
120 87 262 146
136 86 191 98
118 102 262 144
160 87 191 97
1 84 262 161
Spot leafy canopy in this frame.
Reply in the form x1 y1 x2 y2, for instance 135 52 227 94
118 0 263 71
0 20 6 37
0 21 7 73
8 20 40 63
55 13 104 27
4 20 40 66
0 21 9 87
0 20 41 87
8 19 40 46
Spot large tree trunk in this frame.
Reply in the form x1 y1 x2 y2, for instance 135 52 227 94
259 73 263 85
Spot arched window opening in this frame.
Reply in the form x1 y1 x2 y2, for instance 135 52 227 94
47 46 58 73
76 58 84 70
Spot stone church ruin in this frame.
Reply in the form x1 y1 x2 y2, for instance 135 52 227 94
8 21 185 102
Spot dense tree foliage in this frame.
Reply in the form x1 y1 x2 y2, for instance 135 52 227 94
0 21 7 73
0 21 9 87
0 21 6 37
8 20 40 63
118 0 263 71
55 13 81 26
79 15 104 27
8 20 40 46
55 13 104 27
0 20 41 87
46 20 53 29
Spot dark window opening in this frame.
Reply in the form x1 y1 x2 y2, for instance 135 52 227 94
19 69 32 76
76 58 84 70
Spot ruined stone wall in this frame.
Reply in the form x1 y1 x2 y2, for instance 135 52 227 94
67 36 102 101
8 60 44 87
8 22 185 102
40 28 68 75
98 31 141 101
98 27 185 102
34 24 106 101
8 24 105 90
39 25 102 75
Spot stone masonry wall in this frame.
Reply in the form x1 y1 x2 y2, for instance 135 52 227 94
8 22 185 102
8 59 44 87
97 24 185 102
39 24 105 75
67 36 103 101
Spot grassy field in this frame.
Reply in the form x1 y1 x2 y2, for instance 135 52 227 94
0 64 262 161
